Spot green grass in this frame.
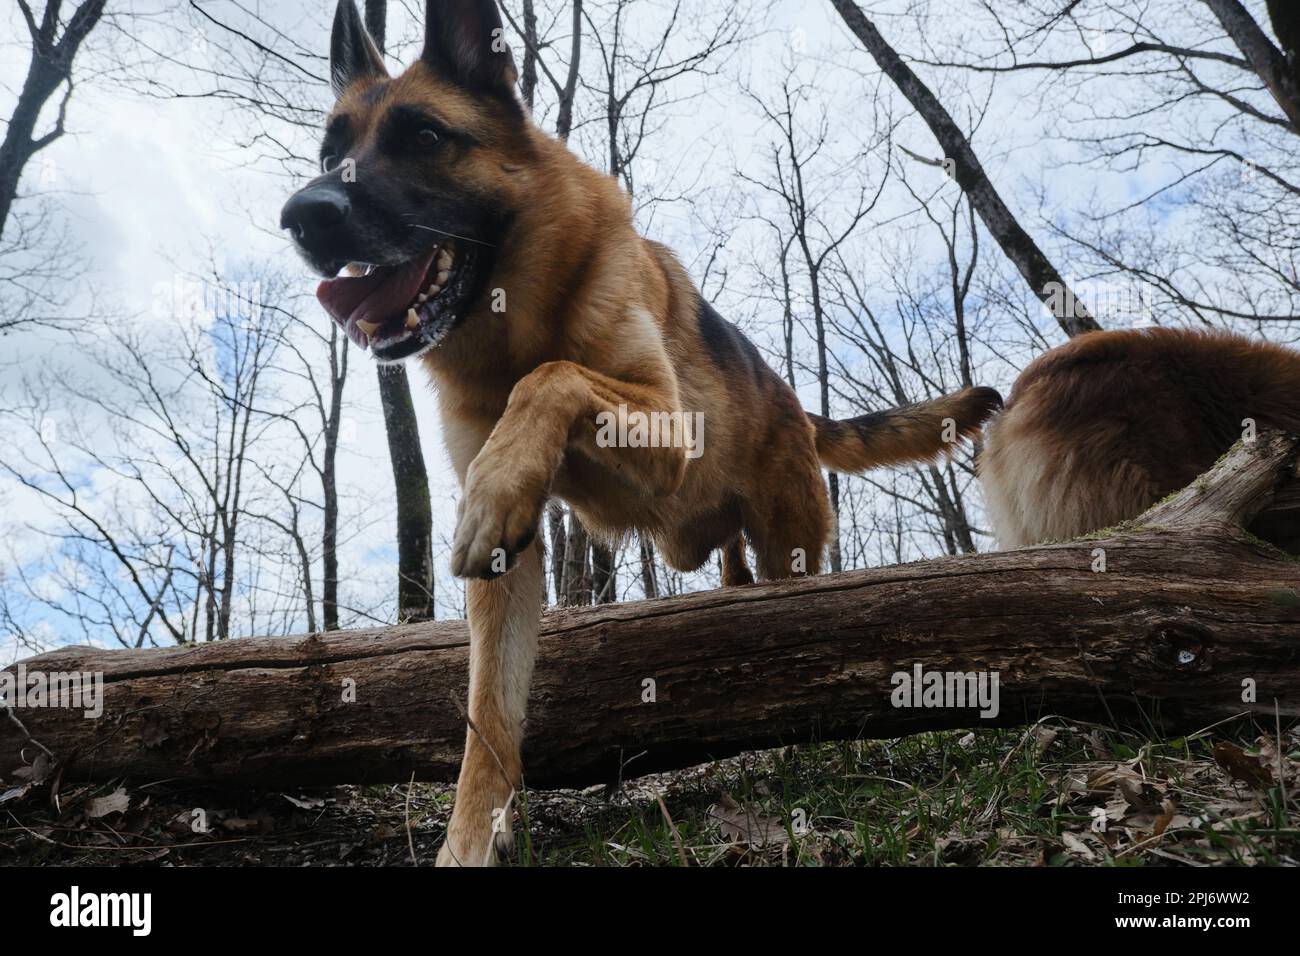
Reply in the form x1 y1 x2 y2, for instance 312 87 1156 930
504 720 1300 867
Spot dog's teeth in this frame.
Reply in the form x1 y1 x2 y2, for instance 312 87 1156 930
417 293 428 304
436 249 453 271
435 269 450 286
356 318 380 336
426 282 439 295
405 308 420 330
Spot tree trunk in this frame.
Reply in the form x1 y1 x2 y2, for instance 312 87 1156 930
1266 0 1300 95
639 536 659 600
591 540 617 603
829 0 1101 337
363 0 436 624
562 512 592 606
4 432 1296 790
556 0 583 142
377 364 435 622
519 0 539 109
0 0 106 238
322 325 346 631
546 501 567 604
1206 0 1300 133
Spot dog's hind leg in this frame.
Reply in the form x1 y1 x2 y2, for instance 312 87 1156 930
746 465 831 580
437 537 543 867
721 534 754 586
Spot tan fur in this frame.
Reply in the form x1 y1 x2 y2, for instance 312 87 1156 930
980 328 1300 549
325 59 999 867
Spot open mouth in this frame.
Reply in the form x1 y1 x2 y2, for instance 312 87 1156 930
315 240 480 362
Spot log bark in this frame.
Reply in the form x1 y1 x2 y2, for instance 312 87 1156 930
2 433 1297 791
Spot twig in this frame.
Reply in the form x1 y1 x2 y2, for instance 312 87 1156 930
403 770 418 866
2 702 54 759
652 786 689 867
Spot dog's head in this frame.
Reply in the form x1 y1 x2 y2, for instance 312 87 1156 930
280 0 529 362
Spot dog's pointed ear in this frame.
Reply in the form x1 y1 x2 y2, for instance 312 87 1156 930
421 0 519 97
330 0 388 97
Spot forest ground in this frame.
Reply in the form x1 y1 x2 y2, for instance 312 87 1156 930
1 717 1295 867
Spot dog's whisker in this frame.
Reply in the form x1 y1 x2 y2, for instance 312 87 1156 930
407 223 496 248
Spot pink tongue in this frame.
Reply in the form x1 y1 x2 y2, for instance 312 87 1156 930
316 249 437 332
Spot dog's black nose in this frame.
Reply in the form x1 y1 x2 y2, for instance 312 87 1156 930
280 184 351 247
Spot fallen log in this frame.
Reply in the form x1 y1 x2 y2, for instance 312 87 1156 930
2 431 1298 791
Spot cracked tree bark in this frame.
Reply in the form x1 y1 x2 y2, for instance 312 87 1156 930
2 432 1297 790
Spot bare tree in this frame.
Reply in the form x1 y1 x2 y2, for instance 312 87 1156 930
0 0 110 336
0 265 291 644
897 0 1300 332
739 69 888 571
253 284 351 631
138 0 438 623
1205 0 1300 131
829 0 1101 338
580 0 744 200
0 0 107 236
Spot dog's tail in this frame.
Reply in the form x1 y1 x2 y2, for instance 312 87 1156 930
808 386 1002 474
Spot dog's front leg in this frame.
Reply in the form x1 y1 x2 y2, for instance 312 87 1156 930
439 359 680 865
437 536 542 867
450 359 684 579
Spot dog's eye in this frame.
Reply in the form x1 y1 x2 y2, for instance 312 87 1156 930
321 153 338 173
417 127 440 146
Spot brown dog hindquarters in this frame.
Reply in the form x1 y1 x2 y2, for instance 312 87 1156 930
980 327 1300 550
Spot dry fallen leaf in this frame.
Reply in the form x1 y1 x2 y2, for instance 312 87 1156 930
11 753 51 786
1086 760 1145 794
218 808 276 834
1118 776 1164 812
1060 831 1097 862
86 787 130 819
1087 731 1111 760
1212 742 1273 788
1254 735 1297 786
1152 799 1178 837
1031 726 1058 756
281 793 325 810
709 793 789 848
0 784 31 806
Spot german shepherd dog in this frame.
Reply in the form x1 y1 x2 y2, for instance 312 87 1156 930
281 0 1000 865
980 327 1300 551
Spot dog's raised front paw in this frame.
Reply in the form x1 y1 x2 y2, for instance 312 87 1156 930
450 470 541 579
